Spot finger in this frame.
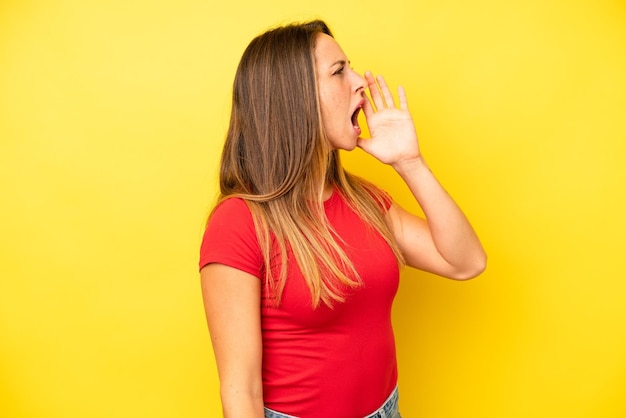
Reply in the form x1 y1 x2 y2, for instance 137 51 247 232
364 71 385 111
376 75 396 108
398 86 409 111
356 136 373 153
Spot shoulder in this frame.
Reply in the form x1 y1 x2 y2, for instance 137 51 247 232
206 197 256 238
211 197 252 219
345 180 393 212
341 173 394 211
200 197 262 274
367 184 393 211
206 197 259 231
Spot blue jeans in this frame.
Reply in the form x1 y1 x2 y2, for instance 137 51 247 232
264 385 401 418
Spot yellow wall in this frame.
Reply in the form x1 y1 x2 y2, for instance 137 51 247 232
1 0 625 417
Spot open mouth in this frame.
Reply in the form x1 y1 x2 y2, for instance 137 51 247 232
351 107 361 129
351 100 364 131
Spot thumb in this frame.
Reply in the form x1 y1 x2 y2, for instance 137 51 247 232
356 136 373 154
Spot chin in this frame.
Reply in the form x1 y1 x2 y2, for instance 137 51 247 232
343 142 358 151
331 142 357 152
329 135 359 151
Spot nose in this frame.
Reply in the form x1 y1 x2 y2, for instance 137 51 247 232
352 69 366 93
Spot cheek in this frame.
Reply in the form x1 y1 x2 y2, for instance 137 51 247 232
318 90 334 122
318 86 330 109
319 87 341 112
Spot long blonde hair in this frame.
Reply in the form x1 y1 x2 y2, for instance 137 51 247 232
215 20 404 308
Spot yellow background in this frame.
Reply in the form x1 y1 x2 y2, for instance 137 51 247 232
1 0 625 417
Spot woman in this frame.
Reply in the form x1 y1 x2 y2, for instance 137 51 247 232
199 20 486 418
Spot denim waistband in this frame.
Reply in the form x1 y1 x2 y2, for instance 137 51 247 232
363 385 399 418
263 385 399 418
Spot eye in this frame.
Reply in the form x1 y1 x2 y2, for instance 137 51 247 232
332 66 345 76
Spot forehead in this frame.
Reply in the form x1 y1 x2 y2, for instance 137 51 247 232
314 33 347 65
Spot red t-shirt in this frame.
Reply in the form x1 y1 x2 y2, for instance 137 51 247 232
199 190 399 417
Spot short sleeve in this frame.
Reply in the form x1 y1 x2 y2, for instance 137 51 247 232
199 198 263 279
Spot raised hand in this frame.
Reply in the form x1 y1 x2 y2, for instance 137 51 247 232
357 72 421 168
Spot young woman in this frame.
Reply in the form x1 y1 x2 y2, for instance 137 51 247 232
199 20 486 418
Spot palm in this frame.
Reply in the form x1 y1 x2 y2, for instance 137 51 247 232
357 73 421 167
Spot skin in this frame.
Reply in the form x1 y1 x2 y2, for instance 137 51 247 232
201 33 487 418
315 33 486 278
315 33 367 151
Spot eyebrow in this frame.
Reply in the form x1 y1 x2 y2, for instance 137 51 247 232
330 59 349 69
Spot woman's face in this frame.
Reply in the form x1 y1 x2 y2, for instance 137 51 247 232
314 33 366 150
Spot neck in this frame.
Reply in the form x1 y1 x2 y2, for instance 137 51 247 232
323 184 334 201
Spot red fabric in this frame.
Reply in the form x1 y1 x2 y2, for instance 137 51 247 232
200 190 399 418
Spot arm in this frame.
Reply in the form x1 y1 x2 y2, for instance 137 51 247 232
386 158 486 280
200 263 264 417
358 72 486 280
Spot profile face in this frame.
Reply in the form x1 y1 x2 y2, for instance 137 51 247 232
314 33 367 151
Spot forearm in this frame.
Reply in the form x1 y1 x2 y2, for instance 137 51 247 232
358 72 484 277
220 387 264 418
393 156 486 277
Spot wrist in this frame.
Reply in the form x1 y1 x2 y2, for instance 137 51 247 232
392 154 428 176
